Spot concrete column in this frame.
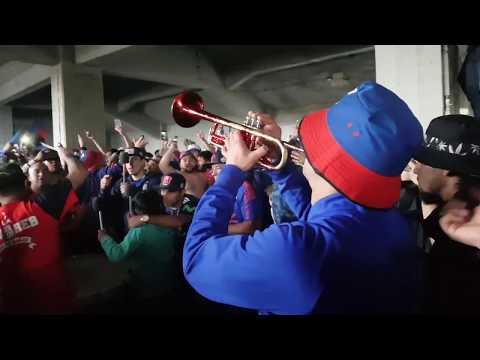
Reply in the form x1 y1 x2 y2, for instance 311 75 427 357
375 45 444 131
0 106 13 146
51 62 109 150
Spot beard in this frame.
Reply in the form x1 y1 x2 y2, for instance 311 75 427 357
419 190 444 205
182 167 196 173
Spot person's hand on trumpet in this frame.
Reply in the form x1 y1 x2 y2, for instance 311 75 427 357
245 111 282 163
222 130 269 172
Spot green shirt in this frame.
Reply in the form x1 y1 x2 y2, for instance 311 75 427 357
101 224 178 299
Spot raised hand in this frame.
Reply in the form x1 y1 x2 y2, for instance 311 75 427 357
100 175 112 191
168 140 178 151
134 135 148 149
98 229 109 242
33 150 45 162
291 150 306 167
55 143 69 159
197 131 207 142
85 130 94 139
114 125 124 135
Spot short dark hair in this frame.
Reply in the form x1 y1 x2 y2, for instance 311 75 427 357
133 190 165 215
0 163 27 197
198 150 213 162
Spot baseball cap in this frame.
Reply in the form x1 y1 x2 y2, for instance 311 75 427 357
41 149 60 161
158 172 186 192
123 147 147 159
414 114 480 176
298 81 423 209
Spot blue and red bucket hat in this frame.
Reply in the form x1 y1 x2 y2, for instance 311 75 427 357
298 81 423 209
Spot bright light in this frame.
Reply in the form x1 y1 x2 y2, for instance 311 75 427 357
20 134 32 145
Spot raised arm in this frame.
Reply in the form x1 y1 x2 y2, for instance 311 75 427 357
159 141 178 174
56 144 88 190
85 130 106 156
182 130 323 314
77 133 85 149
114 121 134 148
197 130 215 153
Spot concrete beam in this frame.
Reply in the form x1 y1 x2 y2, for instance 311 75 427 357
0 61 35 84
225 46 374 90
75 45 134 64
143 86 265 127
117 85 187 113
0 106 13 146
0 46 59 66
375 45 443 131
92 45 223 89
0 64 51 105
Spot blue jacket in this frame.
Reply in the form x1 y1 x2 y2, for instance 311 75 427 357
183 163 422 315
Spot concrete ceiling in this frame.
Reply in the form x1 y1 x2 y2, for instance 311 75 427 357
0 45 376 134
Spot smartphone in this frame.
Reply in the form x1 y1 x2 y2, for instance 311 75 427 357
161 131 168 141
173 136 178 143
114 119 122 129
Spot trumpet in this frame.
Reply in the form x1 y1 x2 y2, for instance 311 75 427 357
171 91 303 170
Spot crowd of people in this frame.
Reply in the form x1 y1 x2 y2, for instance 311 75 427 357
1 80 480 315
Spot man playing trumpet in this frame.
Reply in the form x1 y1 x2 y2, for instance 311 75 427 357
182 82 425 315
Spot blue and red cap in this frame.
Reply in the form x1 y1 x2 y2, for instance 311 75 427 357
298 81 423 209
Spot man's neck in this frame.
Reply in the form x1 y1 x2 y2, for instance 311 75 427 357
131 172 146 181
164 198 184 209
310 183 338 205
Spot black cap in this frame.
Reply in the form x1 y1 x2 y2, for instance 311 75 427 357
158 172 186 192
42 149 60 161
144 152 154 160
199 150 213 161
414 114 480 176
0 162 27 188
124 147 147 159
